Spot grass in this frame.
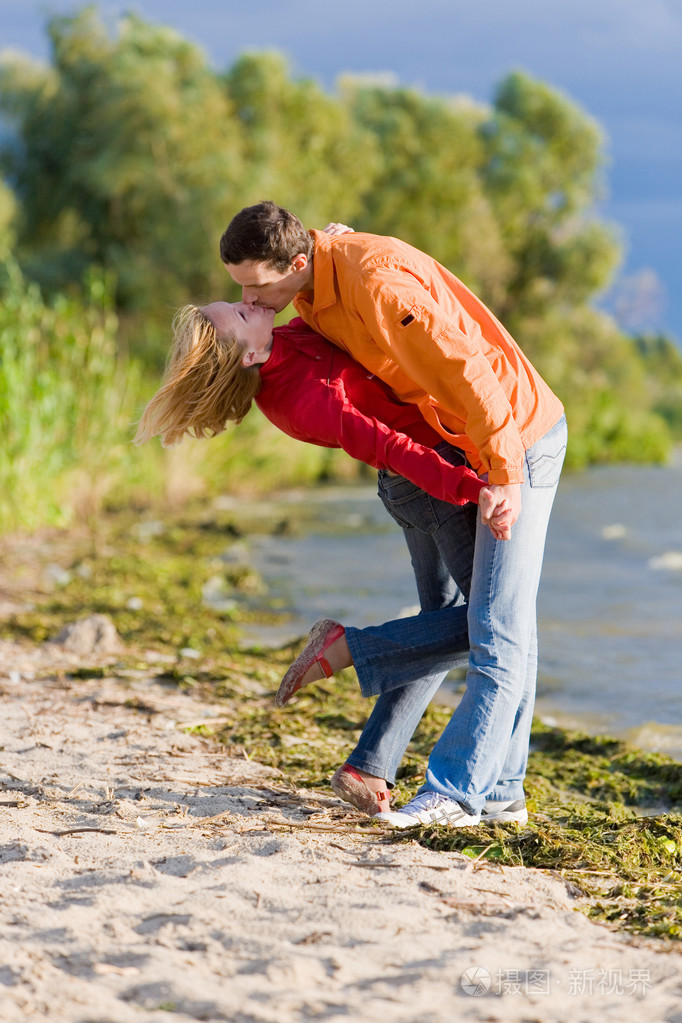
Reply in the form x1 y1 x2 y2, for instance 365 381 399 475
410 743 682 940
412 812 682 939
0 258 154 531
0 255 374 535
3 502 682 942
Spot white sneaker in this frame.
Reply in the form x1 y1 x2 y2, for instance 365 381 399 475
374 791 480 829
480 798 528 825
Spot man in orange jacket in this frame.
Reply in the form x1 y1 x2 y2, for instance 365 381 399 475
220 201 567 829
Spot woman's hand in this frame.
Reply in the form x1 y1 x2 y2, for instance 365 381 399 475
479 486 514 541
322 222 355 236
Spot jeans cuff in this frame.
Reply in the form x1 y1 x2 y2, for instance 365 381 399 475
345 753 396 788
345 627 379 697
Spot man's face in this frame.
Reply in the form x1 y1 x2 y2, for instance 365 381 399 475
223 256 310 313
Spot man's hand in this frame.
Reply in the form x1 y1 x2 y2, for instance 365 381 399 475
479 483 522 540
322 222 354 236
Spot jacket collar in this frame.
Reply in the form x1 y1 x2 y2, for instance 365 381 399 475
257 332 284 385
299 230 337 315
258 326 328 386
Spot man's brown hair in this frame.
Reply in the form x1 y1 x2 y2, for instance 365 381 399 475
219 200 312 272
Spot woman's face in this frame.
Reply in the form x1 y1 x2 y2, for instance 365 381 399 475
201 301 275 366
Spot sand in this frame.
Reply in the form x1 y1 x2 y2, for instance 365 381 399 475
1 633 681 1023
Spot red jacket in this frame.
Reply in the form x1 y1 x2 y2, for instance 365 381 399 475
255 319 484 507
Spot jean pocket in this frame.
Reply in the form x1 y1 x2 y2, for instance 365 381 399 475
377 472 423 504
377 474 439 532
525 416 567 488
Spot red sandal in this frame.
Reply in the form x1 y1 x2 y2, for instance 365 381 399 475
331 764 391 816
275 618 345 707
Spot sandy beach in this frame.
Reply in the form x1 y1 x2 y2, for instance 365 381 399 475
1 630 680 1023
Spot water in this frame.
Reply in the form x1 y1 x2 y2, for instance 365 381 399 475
216 455 682 757
533 455 682 753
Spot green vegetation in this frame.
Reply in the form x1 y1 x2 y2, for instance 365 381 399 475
0 255 360 531
411 726 682 941
0 256 147 531
2 6 680 946
1 6 681 533
5 505 682 942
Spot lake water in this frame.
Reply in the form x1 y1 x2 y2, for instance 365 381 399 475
218 454 682 757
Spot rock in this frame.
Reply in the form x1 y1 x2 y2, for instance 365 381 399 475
49 613 123 655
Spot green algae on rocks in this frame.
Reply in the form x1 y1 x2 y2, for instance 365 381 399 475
409 808 682 940
398 725 682 942
3 506 682 943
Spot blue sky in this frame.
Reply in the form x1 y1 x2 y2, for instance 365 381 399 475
2 0 681 340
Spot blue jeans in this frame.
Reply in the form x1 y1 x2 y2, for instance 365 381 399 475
345 416 567 808
345 442 476 786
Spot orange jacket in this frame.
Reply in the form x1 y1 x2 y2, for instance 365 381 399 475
294 230 564 484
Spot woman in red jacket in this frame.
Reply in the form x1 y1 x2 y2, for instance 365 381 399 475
137 300 511 815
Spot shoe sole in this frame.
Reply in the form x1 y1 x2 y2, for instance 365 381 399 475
331 767 389 816
481 806 528 825
374 810 481 829
482 812 528 824
275 619 343 707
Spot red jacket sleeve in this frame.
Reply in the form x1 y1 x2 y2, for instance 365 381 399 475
256 341 484 506
334 395 484 505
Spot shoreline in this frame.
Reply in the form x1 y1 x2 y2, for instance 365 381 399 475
1 508 682 1018
1 641 680 1022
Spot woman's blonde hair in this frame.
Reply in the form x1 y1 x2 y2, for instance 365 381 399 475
135 305 261 447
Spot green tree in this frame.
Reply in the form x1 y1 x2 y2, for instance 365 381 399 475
224 52 378 228
633 333 682 437
0 178 17 250
0 7 246 313
1 11 679 475
344 81 512 308
521 305 670 466
480 71 621 326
